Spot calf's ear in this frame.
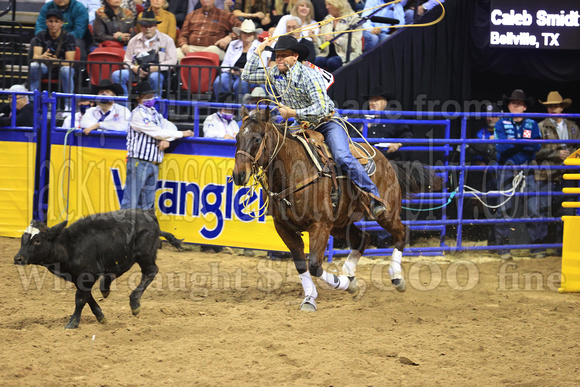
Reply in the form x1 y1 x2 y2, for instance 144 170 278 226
47 221 68 240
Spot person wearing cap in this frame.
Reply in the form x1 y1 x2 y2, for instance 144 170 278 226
213 19 262 100
111 9 177 96
0 85 34 127
176 0 242 61
80 80 131 134
360 85 411 156
29 8 77 111
121 81 194 209
93 0 136 46
136 0 177 42
36 0 89 59
494 89 542 260
242 35 388 218
469 103 500 166
534 91 580 252
203 92 239 139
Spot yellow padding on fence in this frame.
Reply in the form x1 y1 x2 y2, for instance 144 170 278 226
562 187 580 194
563 174 580 180
562 202 580 208
559 216 580 293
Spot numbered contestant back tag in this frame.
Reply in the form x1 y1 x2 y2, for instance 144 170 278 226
303 61 335 90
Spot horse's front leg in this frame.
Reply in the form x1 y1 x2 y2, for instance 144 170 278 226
273 219 318 312
309 224 352 297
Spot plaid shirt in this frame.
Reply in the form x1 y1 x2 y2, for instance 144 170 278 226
177 6 241 48
242 52 335 125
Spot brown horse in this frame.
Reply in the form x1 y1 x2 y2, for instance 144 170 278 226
232 107 440 311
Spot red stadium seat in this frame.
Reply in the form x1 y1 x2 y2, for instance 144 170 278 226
136 4 144 15
99 40 125 48
87 48 126 87
180 52 220 94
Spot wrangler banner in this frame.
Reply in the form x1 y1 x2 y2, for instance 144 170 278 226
47 134 307 252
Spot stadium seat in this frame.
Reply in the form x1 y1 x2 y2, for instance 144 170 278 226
87 48 126 87
99 40 124 48
180 52 220 94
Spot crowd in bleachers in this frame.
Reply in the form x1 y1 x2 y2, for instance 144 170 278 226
17 0 444 107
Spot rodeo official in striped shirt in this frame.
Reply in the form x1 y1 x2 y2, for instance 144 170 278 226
121 81 194 210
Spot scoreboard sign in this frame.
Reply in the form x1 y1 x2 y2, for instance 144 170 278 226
490 0 580 49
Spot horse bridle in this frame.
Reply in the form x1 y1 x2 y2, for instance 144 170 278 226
235 122 283 172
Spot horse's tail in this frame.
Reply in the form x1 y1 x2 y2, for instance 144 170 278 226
160 231 184 251
389 160 443 197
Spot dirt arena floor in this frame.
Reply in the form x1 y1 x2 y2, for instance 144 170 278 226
1 236 579 386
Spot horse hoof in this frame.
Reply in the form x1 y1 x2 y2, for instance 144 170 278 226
131 307 141 316
101 290 110 299
392 278 406 292
98 315 107 324
300 303 316 312
64 321 79 330
347 277 359 294
300 296 317 312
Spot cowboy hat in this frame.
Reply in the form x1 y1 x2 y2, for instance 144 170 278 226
138 9 162 25
94 79 124 96
265 35 310 62
502 89 534 107
233 19 263 36
361 85 394 100
540 91 572 109
134 81 157 96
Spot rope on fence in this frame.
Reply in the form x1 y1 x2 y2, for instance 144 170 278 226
464 171 526 209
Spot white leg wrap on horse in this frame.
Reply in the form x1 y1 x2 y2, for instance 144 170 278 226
299 272 318 299
342 250 361 277
388 248 403 279
320 270 350 291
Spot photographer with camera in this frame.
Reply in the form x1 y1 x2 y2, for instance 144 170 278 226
111 9 177 96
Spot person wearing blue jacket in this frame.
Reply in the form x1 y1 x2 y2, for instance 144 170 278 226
494 89 543 260
35 0 90 58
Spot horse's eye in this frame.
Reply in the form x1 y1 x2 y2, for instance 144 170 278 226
254 137 261 144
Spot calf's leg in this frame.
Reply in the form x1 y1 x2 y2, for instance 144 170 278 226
66 289 91 329
129 263 159 315
88 294 106 323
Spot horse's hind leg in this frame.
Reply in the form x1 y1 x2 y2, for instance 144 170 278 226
331 223 370 293
377 213 407 292
273 220 318 312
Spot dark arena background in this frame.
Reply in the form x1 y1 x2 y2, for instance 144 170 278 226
1 0 579 385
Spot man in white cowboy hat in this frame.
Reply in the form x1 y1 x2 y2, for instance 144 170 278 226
534 91 579 253
213 19 262 100
494 89 543 260
80 79 131 134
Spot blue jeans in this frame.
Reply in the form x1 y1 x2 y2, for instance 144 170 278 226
213 72 255 100
495 168 542 254
121 158 159 210
111 69 164 96
531 178 577 244
317 119 380 198
29 63 75 95
314 56 343 73
363 30 390 51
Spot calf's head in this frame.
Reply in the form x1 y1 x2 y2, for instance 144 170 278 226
14 221 68 265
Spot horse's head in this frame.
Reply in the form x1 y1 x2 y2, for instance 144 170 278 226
232 105 273 186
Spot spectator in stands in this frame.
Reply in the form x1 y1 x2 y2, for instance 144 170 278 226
360 85 411 156
176 0 242 61
314 0 362 72
271 0 295 25
494 89 542 261
44 0 101 25
268 16 316 65
29 9 77 112
362 0 404 51
136 0 177 42
0 85 34 128
470 103 500 166
242 86 267 106
534 91 580 253
93 0 135 46
402 0 445 24
62 99 95 128
213 20 262 100
271 0 319 42
203 92 239 139
112 10 178 96
36 0 90 59
80 80 131 134
232 0 272 30
170 0 233 30
121 80 193 209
